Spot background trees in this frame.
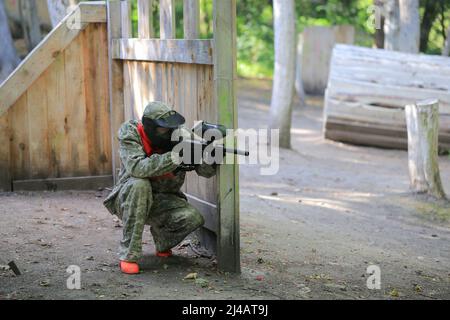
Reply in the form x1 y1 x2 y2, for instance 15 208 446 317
0 0 20 82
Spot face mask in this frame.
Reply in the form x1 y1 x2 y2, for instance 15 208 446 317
142 118 174 151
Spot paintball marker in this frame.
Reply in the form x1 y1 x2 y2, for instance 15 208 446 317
173 121 249 172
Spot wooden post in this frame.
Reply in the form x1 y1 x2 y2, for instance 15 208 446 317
0 112 11 191
183 0 200 39
121 0 132 38
138 0 154 38
160 0 175 39
213 0 240 273
405 99 446 199
107 0 125 183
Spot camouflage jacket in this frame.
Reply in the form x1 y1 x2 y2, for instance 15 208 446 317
103 120 216 215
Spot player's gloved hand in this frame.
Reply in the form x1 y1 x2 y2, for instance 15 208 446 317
173 163 197 174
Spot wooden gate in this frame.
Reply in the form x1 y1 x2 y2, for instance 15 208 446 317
107 0 239 272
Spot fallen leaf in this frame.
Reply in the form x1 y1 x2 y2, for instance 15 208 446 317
184 272 198 280
39 280 51 287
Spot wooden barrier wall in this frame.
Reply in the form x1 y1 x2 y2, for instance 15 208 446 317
324 44 450 150
0 3 111 191
108 0 240 272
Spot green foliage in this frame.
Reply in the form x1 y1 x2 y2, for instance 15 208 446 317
237 1 274 78
237 0 373 79
125 0 449 79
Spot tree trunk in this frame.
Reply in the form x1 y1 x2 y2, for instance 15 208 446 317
443 26 450 56
19 0 42 51
398 0 420 53
295 34 306 108
384 0 400 51
374 0 385 49
0 0 20 82
420 0 440 53
47 0 79 28
270 0 296 149
405 99 446 199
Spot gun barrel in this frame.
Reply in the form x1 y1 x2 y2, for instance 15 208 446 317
181 140 249 156
215 145 249 156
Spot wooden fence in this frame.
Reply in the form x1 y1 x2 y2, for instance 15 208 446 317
107 0 239 272
0 2 111 191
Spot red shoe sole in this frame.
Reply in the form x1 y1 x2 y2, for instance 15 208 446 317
156 250 173 258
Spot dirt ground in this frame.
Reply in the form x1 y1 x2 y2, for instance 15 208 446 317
1 79 450 300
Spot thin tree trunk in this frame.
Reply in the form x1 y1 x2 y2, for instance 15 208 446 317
384 0 400 51
0 0 20 82
270 0 296 149
374 0 385 49
19 0 42 51
405 99 446 199
420 0 440 53
443 26 450 56
47 0 79 28
295 34 306 108
398 0 420 53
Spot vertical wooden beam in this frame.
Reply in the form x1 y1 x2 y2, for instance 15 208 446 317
0 112 11 191
213 0 239 273
160 0 176 39
183 0 200 39
138 0 154 38
107 0 125 183
121 0 132 38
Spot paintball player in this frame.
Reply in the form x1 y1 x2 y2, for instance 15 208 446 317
103 101 216 275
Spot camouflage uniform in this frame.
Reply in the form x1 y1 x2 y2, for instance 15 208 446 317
103 102 216 262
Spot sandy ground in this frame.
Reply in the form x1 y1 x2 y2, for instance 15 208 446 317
1 79 450 300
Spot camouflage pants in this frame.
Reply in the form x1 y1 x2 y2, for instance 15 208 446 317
114 177 204 262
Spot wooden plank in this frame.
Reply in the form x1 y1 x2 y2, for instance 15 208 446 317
0 2 107 117
197 64 216 204
64 34 90 176
325 98 407 127
107 0 125 182
327 79 450 113
300 26 354 95
121 0 132 38
213 0 240 273
160 0 175 39
27 69 50 179
0 111 11 191
123 61 135 121
94 23 112 175
333 44 450 73
13 175 114 191
112 39 213 64
184 64 200 201
78 1 108 23
325 117 450 150
184 0 200 39
186 194 218 233
138 0 154 38
46 51 69 178
82 23 112 176
9 95 31 181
